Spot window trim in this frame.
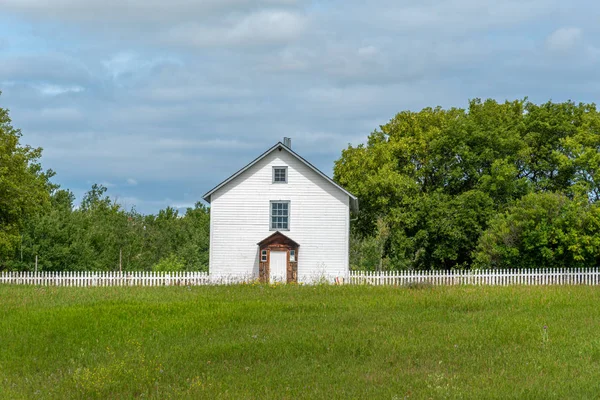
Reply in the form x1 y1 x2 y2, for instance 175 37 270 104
269 200 290 231
260 250 268 262
290 249 296 262
272 166 288 184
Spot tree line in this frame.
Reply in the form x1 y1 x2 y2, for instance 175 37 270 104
2 93 600 271
15 185 210 272
0 92 209 272
336 99 600 270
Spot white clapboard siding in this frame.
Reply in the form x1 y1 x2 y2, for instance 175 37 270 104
346 268 600 286
2 269 600 287
209 149 350 282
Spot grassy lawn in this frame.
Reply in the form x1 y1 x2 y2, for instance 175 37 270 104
1 284 600 399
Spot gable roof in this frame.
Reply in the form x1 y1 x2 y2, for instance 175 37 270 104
257 231 300 248
202 141 358 212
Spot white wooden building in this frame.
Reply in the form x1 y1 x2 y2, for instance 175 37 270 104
202 138 358 283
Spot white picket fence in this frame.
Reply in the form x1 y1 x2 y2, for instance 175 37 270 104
0 271 218 287
2 268 600 287
348 268 600 286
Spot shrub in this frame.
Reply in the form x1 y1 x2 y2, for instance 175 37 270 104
152 254 186 272
474 192 600 269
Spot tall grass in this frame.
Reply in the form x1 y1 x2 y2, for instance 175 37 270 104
1 285 599 398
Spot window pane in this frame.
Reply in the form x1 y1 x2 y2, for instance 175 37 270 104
274 168 286 182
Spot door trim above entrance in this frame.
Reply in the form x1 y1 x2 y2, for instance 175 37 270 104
257 231 299 283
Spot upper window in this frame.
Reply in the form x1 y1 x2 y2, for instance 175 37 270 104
270 201 290 230
273 166 287 183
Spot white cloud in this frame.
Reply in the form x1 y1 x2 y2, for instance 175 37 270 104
0 0 303 23
164 10 307 48
99 181 116 188
35 83 84 96
265 47 314 72
357 46 379 58
102 52 141 79
171 202 195 209
227 10 307 45
2 0 310 51
264 36 496 86
115 196 194 211
546 27 583 52
155 138 259 150
0 54 92 84
2 0 600 214
362 0 558 34
39 107 83 122
102 52 182 81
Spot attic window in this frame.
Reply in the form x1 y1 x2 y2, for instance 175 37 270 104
273 166 287 183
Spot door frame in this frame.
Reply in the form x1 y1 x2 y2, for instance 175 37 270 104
257 231 299 283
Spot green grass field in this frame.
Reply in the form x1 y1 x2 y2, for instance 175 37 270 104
1 284 599 399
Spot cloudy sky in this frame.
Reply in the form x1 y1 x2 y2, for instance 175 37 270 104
1 0 599 213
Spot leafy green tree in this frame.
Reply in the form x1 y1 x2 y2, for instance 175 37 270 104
0 94 54 264
474 192 600 269
336 99 600 270
16 189 77 271
349 217 391 271
15 184 211 272
384 190 494 270
176 203 210 270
